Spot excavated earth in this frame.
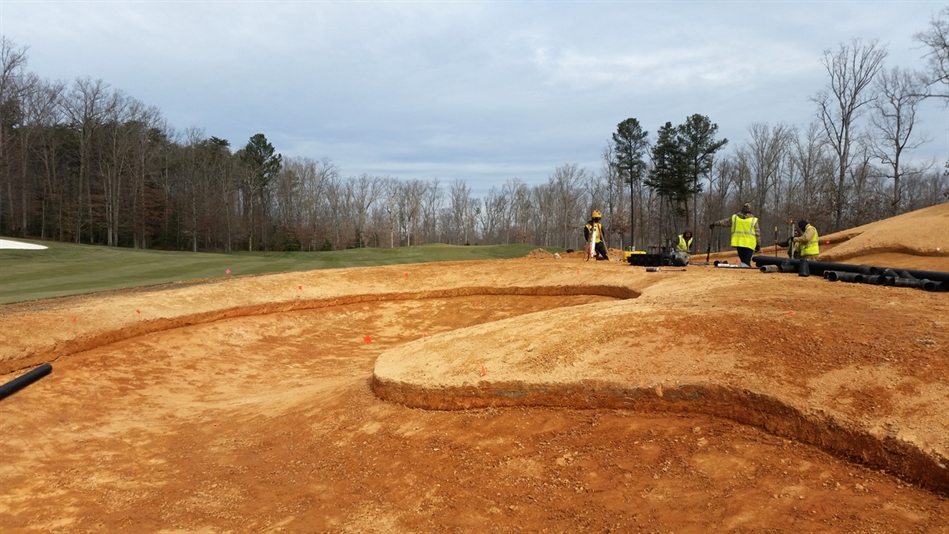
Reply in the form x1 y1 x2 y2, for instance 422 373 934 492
1 204 948 533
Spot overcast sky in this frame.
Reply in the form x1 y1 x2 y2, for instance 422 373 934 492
3 1 947 196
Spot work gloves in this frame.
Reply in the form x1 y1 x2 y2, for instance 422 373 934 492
754 244 761 253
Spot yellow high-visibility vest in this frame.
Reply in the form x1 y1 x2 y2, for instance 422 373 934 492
677 235 692 252
730 214 757 249
586 222 603 243
801 225 819 256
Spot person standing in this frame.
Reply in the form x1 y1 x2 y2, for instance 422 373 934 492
710 203 761 266
792 219 820 261
584 210 609 261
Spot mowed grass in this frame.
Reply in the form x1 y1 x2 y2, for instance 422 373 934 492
0 239 562 304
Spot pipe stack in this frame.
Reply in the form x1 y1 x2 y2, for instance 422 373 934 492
752 256 949 292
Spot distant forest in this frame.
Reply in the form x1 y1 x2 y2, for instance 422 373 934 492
1 10 947 253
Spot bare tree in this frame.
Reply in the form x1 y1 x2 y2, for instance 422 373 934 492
380 177 400 248
549 163 587 248
600 144 628 249
422 178 443 244
502 178 530 244
23 77 66 239
790 122 833 220
0 37 28 224
915 6 949 101
62 77 115 242
347 174 382 248
741 122 794 220
479 185 507 245
448 179 476 245
870 66 932 215
812 38 887 231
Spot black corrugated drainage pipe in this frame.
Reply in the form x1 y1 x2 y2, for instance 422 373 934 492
825 271 864 283
0 363 52 401
919 279 939 292
753 256 949 283
864 275 886 285
891 277 921 289
871 266 949 282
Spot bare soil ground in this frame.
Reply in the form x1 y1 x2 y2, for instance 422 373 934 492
1 204 948 533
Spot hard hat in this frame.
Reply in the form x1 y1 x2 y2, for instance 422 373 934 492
591 210 602 218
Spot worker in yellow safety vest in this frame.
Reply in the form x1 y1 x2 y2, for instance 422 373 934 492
775 228 802 258
710 202 761 266
584 210 609 261
676 231 693 255
792 219 820 260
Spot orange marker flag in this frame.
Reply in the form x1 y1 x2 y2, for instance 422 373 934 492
298 285 303 290
480 365 487 377
364 335 372 344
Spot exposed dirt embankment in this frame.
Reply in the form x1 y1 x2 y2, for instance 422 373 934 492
371 377 948 496
0 262 639 374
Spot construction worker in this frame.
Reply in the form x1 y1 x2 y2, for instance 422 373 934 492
584 210 609 261
669 230 693 266
710 202 761 267
775 228 802 258
676 231 694 255
792 219 820 261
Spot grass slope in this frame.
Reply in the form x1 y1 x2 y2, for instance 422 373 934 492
0 240 560 304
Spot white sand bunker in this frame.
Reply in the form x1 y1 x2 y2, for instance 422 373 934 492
0 239 47 250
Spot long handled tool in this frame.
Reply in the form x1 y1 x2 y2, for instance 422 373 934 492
787 218 795 259
774 226 779 256
705 227 713 263
586 223 598 262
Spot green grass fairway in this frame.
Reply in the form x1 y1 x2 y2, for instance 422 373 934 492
0 240 562 304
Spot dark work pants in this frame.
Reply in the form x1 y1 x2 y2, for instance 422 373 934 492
595 242 609 260
737 247 753 266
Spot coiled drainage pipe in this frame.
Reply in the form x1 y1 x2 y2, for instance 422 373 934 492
0 363 52 400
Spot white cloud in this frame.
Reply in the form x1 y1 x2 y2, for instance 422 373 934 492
2 0 945 193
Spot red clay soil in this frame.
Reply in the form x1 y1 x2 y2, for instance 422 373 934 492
1 204 948 533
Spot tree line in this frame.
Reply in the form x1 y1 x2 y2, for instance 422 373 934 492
1 10 947 254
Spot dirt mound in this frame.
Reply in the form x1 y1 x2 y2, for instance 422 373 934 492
821 202 949 262
524 248 555 259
